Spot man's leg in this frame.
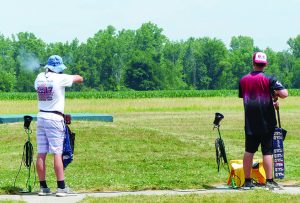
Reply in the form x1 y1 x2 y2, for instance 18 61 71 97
261 132 275 180
36 153 52 195
243 152 254 178
260 131 282 190
36 153 47 181
263 155 273 179
54 154 64 181
36 117 48 185
44 119 66 189
54 154 75 197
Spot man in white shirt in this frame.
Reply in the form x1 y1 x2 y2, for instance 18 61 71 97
35 55 83 196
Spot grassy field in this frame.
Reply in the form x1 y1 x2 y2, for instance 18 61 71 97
0 97 299 194
80 190 300 203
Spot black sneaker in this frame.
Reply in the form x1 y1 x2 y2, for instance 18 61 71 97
243 179 255 190
265 180 282 190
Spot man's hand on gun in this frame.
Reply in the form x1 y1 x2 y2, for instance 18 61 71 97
273 91 279 110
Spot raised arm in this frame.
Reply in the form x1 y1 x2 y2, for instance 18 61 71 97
73 75 84 84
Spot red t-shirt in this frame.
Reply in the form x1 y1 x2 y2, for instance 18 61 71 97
239 71 285 135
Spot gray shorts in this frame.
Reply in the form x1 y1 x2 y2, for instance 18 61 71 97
36 117 65 154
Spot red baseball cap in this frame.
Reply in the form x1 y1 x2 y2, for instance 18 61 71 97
253 52 268 64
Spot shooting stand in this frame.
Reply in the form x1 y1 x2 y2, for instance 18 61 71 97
213 113 237 189
14 115 36 193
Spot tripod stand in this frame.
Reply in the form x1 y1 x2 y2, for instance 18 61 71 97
14 115 36 193
213 113 236 188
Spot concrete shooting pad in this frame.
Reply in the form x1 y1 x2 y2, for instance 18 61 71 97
0 113 113 124
1 187 300 203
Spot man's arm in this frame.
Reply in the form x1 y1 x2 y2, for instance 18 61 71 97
274 89 288 99
238 80 243 98
273 89 288 110
73 75 83 84
270 77 288 99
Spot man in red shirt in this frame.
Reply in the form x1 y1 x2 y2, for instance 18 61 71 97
239 52 288 189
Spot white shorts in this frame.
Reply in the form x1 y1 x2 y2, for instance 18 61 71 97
36 117 65 154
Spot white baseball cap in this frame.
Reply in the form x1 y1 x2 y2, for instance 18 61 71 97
253 52 268 64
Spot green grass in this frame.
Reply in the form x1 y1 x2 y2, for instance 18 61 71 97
0 97 299 194
80 190 300 203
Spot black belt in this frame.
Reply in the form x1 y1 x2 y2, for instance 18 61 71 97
40 110 64 117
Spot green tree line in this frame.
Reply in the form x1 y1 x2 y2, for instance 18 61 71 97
0 22 299 92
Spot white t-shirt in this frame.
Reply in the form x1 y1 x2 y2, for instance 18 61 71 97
35 72 74 120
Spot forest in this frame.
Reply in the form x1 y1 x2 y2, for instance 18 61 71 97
0 22 299 92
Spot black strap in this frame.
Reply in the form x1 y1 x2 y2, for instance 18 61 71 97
40 110 64 117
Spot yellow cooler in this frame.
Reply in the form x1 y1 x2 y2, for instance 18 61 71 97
227 159 266 187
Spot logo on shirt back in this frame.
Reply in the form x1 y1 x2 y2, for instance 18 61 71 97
37 83 54 101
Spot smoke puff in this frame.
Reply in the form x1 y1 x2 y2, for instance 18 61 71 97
17 48 41 71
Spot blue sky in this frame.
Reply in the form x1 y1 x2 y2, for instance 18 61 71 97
0 0 299 51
